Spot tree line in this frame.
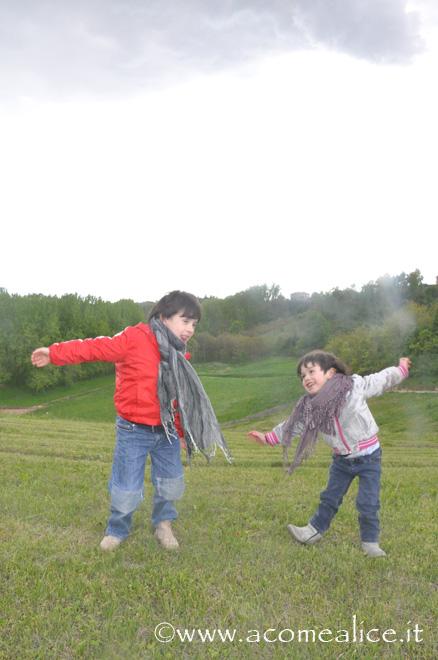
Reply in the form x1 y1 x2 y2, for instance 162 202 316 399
0 292 144 391
190 273 438 382
1 270 437 392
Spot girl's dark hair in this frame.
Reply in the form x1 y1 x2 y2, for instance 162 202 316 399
148 290 201 321
296 350 349 378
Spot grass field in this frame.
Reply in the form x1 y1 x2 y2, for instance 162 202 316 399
0 358 303 424
0 358 437 658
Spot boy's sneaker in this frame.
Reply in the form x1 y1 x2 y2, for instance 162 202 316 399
100 535 122 551
287 523 322 545
361 542 387 557
154 521 179 550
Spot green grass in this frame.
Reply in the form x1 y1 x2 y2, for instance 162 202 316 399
0 413 436 659
0 358 303 424
1 356 435 425
0 359 437 658
0 374 116 410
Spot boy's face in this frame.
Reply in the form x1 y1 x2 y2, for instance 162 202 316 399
161 311 198 344
300 362 335 395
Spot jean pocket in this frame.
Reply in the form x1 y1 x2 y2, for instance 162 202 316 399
167 428 180 443
116 416 135 432
369 448 382 463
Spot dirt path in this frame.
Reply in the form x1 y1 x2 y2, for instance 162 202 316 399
0 386 105 415
395 389 438 394
0 405 46 414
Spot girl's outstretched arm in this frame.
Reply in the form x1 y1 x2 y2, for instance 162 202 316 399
399 357 412 373
248 431 268 446
248 420 294 447
358 356 411 398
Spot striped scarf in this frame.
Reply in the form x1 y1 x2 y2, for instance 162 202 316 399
150 318 232 463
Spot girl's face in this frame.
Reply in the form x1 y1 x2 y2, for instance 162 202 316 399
300 362 335 395
161 311 198 344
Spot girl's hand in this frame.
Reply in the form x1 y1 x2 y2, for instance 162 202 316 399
399 357 412 371
248 431 267 445
31 347 51 368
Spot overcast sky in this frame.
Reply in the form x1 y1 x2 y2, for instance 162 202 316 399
1 0 437 303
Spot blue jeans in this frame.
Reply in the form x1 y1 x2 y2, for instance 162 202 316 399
310 448 382 543
105 416 185 540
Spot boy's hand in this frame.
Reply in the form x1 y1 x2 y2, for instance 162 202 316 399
31 347 51 368
399 357 412 371
248 431 267 445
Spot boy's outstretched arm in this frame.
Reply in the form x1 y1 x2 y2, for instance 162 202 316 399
31 330 130 368
31 347 51 368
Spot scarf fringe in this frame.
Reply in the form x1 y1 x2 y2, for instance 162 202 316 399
163 421 175 444
184 428 234 465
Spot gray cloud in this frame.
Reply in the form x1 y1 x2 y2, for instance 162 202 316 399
0 0 428 100
293 0 424 61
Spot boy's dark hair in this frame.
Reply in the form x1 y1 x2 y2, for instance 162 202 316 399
297 350 349 378
148 290 201 321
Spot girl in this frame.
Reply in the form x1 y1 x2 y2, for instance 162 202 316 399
249 350 411 557
31 290 231 551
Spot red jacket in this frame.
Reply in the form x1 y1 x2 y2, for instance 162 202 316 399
50 322 178 427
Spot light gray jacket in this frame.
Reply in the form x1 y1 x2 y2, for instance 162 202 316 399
271 366 408 456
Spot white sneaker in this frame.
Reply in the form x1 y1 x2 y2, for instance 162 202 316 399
287 523 322 545
100 535 122 551
154 521 179 550
362 542 387 557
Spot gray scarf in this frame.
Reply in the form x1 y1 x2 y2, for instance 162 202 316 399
150 317 232 463
283 373 353 474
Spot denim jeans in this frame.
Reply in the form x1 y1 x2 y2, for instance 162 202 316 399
310 447 382 542
105 416 185 540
